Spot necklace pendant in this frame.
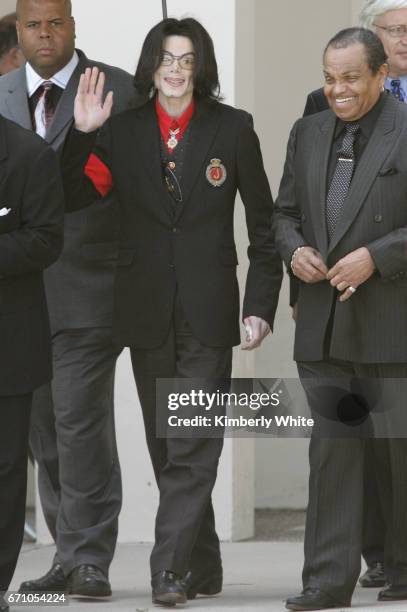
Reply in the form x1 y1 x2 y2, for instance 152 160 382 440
167 135 179 149
167 127 180 149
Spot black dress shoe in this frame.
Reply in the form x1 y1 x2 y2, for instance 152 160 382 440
180 567 223 599
378 583 407 601
358 561 386 588
19 563 67 593
151 570 187 606
68 564 112 599
285 588 350 611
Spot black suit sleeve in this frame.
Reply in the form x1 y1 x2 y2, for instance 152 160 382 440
237 114 283 328
61 123 112 211
0 146 63 277
273 120 307 267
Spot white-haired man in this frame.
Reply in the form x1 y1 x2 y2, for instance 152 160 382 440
361 0 407 99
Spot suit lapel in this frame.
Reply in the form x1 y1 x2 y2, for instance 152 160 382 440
45 53 89 146
3 68 32 130
133 101 173 222
328 96 397 253
309 111 335 258
180 102 222 208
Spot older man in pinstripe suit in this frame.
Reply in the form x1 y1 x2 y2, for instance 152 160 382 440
274 27 407 611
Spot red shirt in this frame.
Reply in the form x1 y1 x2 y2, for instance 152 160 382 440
84 98 196 197
155 97 195 153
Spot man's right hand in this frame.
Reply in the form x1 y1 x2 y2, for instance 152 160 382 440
74 67 113 133
291 246 328 283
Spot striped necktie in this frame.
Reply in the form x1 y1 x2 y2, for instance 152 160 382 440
33 81 54 138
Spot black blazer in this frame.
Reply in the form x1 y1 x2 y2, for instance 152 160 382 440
0 116 63 395
274 94 407 363
62 100 282 348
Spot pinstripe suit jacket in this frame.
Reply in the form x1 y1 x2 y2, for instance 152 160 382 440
274 93 407 363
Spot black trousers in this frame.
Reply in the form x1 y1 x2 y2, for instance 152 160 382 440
0 393 32 591
298 359 407 603
130 295 232 576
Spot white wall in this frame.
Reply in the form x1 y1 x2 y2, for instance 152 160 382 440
0 0 15 16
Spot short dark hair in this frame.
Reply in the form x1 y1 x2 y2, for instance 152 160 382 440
134 18 221 103
0 22 18 58
324 27 387 74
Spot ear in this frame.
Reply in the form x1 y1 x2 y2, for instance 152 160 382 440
10 47 24 69
379 62 388 88
16 20 21 44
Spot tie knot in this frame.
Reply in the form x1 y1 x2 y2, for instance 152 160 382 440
345 122 360 136
39 80 53 94
391 79 401 87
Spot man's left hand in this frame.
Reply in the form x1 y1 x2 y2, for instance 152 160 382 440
241 316 270 350
326 247 375 302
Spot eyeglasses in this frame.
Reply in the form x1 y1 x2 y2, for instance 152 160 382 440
160 51 195 70
164 165 183 203
374 23 407 38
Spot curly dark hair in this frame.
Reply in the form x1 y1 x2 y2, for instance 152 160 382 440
134 18 221 103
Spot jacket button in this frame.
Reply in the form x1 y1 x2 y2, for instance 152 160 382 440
374 214 382 222
172 227 179 233
301 214 306 222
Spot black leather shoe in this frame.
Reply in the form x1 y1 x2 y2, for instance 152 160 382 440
19 563 67 593
378 583 407 601
151 570 187 606
181 567 223 599
285 588 350 610
68 564 111 599
358 561 386 588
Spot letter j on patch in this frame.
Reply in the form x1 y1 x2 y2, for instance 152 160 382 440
206 158 227 187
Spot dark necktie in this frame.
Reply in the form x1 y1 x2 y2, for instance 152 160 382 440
33 81 55 138
326 122 360 239
390 79 406 102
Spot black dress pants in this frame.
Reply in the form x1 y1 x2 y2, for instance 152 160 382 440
298 359 407 603
131 294 232 576
0 393 32 591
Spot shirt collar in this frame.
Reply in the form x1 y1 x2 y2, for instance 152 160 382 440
155 97 195 133
334 92 386 139
26 50 79 97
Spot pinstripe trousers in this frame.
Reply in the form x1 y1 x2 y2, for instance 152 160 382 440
298 359 407 603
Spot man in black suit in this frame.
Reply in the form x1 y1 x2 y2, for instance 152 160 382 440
301 84 387 591
0 114 63 612
61 17 282 606
0 0 135 598
295 3 407 588
274 27 407 610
